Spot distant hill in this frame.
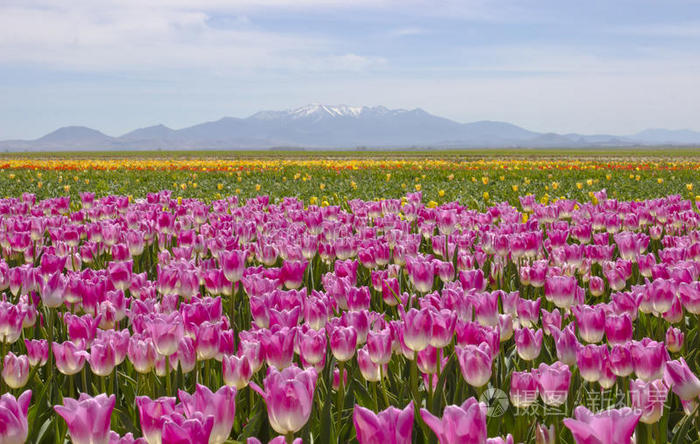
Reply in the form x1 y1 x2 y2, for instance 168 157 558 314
1 104 699 150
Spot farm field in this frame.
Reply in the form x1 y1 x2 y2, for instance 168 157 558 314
1 149 699 206
0 149 700 444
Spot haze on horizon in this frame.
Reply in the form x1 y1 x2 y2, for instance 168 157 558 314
2 0 700 140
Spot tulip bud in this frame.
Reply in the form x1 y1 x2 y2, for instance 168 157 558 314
2 352 30 389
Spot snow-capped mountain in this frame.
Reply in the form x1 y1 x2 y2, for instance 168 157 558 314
1 104 699 150
251 104 397 121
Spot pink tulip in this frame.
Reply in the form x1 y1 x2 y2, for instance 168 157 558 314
407 257 434 293
108 260 133 291
161 412 214 444
0 302 25 344
664 357 700 401
65 313 102 345
136 396 178 444
354 401 414 444
459 269 486 292
540 308 561 336
128 336 157 374
679 282 700 314
179 384 236 444
358 345 384 382
545 275 578 309
435 261 455 282
473 291 499 327
631 339 667 382
2 352 30 389
516 297 540 328
630 379 668 424
400 308 433 352
0 389 31 444
648 279 675 314
262 327 296 370
552 325 579 367
589 276 605 297
39 253 66 277
510 370 538 408
577 344 606 382
126 230 145 256
608 344 634 377
250 365 318 435
281 260 307 290
333 366 348 391
535 424 555 444
599 359 617 390
536 361 571 406
296 328 325 367
420 398 487 444
346 286 371 312
40 271 66 308
500 291 519 316
109 431 148 444
53 340 90 375
329 325 358 362
514 327 543 361
666 326 684 353
498 314 514 342
604 313 633 346
54 393 116 444
88 340 117 377
250 296 271 329
177 336 197 373
381 278 401 307
456 342 492 387
24 338 48 367
239 340 264 373
527 261 547 287
572 305 605 344
195 321 221 361
417 345 438 375
563 406 641 444
150 313 184 357
223 355 253 389
429 309 456 348
366 328 393 365
219 249 247 283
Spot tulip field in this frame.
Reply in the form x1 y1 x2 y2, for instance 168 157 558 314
1 150 700 444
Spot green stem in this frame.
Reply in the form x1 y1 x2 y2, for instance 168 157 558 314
336 361 345 425
165 355 172 396
204 358 211 388
379 367 390 409
46 308 54 402
372 381 379 411
410 357 421 408
0 341 6 394
81 367 88 395
230 283 236 330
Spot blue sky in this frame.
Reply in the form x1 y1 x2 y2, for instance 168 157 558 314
1 0 700 139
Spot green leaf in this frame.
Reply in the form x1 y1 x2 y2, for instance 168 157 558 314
238 400 265 441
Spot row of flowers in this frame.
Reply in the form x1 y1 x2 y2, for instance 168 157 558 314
0 189 699 443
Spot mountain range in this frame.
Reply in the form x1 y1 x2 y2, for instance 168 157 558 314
2 104 700 150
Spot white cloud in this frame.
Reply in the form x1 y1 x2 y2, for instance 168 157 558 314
0 1 386 73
